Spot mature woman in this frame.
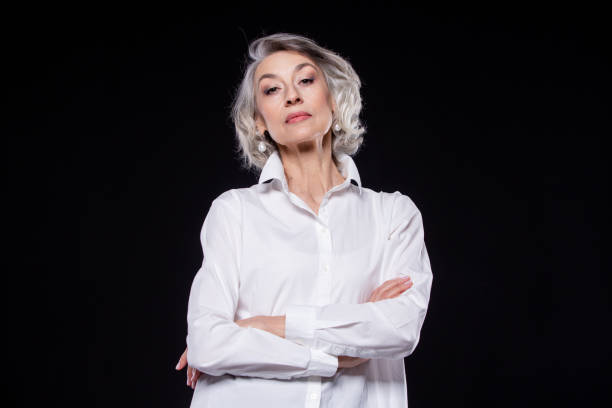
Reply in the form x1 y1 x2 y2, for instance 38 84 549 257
176 33 433 407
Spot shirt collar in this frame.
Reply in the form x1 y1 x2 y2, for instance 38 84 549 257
258 150 362 195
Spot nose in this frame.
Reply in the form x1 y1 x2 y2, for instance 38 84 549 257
285 86 302 106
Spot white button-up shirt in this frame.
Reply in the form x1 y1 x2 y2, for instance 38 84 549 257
186 150 433 407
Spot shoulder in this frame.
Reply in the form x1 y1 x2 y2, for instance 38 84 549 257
202 189 243 229
368 189 420 220
389 191 420 219
373 190 422 237
210 188 242 209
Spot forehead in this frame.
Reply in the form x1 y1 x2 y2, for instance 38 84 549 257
255 50 319 78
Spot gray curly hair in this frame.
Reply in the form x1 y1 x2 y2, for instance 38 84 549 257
230 32 366 172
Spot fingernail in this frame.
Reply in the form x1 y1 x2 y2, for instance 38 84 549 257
175 362 180 370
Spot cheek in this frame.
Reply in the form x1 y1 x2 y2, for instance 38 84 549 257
257 99 281 123
312 87 333 111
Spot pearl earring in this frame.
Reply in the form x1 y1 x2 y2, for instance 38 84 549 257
333 122 341 132
258 141 267 153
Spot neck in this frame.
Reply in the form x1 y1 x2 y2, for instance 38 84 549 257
277 131 346 198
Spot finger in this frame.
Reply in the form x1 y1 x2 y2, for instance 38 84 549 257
190 369 197 389
384 279 412 297
187 366 193 387
368 278 399 301
376 276 411 294
176 349 188 370
379 277 411 297
369 277 411 302
383 280 413 300
350 358 367 368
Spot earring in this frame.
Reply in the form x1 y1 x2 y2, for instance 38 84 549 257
333 122 341 132
258 129 270 153
258 141 266 153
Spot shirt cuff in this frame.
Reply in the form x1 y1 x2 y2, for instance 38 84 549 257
285 304 318 346
306 348 338 377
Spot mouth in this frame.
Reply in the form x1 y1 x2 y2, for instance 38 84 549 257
285 112 312 124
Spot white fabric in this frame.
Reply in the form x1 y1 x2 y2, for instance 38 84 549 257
186 150 433 407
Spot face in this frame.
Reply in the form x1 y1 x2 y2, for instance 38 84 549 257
254 50 337 148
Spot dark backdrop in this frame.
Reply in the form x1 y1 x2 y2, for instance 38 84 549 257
6 4 609 407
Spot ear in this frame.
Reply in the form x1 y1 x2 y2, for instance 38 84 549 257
330 96 338 115
254 111 266 134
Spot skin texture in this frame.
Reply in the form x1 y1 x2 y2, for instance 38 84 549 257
254 50 344 215
177 50 413 388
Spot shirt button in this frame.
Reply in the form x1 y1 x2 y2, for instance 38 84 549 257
323 264 329 272
309 393 319 400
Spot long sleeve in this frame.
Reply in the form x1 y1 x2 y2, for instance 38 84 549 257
284 192 433 360
186 190 338 380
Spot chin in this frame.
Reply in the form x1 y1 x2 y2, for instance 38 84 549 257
286 127 325 142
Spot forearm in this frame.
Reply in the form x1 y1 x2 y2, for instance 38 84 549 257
283 198 434 360
285 272 432 360
185 193 339 379
187 310 338 380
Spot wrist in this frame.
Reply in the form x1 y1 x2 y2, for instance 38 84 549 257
277 315 286 338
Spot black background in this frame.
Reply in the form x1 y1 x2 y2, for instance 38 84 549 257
6 4 609 407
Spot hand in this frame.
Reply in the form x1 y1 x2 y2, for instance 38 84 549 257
181 278 413 379
175 347 201 390
367 276 412 302
338 355 371 369
336 275 413 372
232 276 413 338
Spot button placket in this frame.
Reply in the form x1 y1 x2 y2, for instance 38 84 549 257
305 376 322 408
315 203 333 306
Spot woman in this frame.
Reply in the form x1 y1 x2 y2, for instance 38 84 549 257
176 33 433 407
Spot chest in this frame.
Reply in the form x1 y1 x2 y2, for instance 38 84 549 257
237 195 388 315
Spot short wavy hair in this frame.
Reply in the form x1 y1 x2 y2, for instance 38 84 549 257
230 32 366 172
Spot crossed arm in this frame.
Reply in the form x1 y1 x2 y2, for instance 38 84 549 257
178 190 432 386
177 275 414 388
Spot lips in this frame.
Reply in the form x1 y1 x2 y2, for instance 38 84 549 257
285 111 312 123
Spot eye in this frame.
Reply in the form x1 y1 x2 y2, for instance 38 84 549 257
264 86 279 95
300 78 314 85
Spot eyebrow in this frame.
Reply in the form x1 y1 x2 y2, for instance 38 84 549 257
257 62 317 85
